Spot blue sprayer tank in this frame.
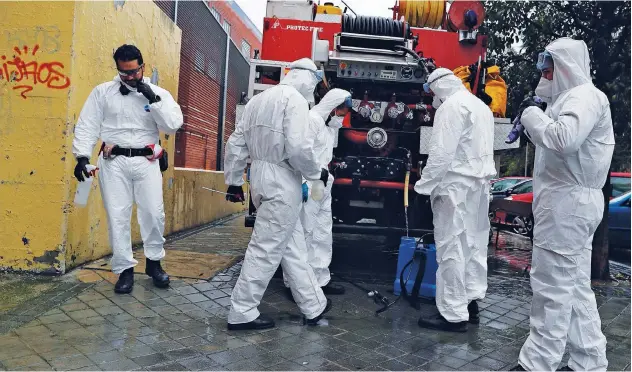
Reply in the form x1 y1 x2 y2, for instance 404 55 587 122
393 236 438 298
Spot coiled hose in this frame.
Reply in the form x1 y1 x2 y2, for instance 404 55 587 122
342 14 410 38
398 0 446 29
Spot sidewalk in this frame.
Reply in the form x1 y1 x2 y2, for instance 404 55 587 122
0 215 629 371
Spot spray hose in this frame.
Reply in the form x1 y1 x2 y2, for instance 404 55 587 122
398 0 446 29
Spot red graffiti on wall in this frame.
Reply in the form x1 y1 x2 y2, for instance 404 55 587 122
0 45 71 99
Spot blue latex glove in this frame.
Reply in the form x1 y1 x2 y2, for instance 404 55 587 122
505 116 524 144
506 96 546 144
302 183 309 202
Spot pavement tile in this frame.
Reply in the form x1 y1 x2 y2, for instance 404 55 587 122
98 357 141 371
121 344 158 359
181 293 206 303
85 350 126 364
471 355 508 370
422 361 457 371
131 353 171 367
177 355 222 371
49 355 93 370
164 347 201 361
37 312 72 324
267 360 309 371
0 355 48 369
150 340 185 353
377 358 413 371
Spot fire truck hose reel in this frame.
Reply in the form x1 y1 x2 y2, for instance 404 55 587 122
342 14 410 38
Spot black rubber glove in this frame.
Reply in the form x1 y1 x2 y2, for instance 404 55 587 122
136 80 159 104
517 96 547 118
74 157 90 182
320 168 330 187
226 185 245 203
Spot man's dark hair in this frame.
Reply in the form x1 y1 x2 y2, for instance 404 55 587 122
113 44 143 66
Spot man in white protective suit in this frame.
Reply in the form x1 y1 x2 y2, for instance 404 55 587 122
223 58 332 331
510 38 613 372
72 44 183 294
414 68 496 332
282 88 353 298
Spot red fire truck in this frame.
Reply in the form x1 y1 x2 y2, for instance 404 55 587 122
238 0 519 237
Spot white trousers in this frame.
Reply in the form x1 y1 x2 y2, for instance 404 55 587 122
431 177 490 322
284 175 334 288
98 156 166 274
518 247 608 371
228 161 327 324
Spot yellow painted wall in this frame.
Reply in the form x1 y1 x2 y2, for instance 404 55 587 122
0 2 76 273
0 1 247 273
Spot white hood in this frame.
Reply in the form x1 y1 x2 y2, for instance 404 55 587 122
545 38 593 102
311 88 350 121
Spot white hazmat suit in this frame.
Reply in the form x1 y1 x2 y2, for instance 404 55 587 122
517 38 613 372
224 59 328 325
415 68 496 323
283 89 350 289
72 76 183 274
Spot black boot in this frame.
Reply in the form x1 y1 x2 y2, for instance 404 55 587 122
468 300 480 324
418 313 467 333
321 282 345 295
145 259 170 288
114 268 134 294
510 365 526 371
304 298 333 326
557 366 574 371
227 314 275 331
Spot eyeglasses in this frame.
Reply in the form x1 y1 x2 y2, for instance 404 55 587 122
291 67 324 82
118 64 144 77
423 72 452 93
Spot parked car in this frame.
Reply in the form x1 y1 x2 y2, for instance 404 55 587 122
611 172 631 197
608 191 630 251
505 172 630 204
491 178 532 200
490 176 530 195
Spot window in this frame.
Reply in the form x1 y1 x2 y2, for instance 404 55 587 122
223 20 231 35
207 61 219 79
611 176 631 197
512 180 533 194
241 40 251 57
194 50 204 72
210 7 220 22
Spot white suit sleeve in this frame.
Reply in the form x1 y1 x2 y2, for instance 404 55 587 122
72 86 104 160
151 89 184 134
224 119 249 187
521 93 599 154
284 96 322 181
414 105 464 195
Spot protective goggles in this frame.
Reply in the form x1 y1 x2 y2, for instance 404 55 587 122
423 72 452 93
536 51 553 71
343 95 353 108
118 64 144 77
291 67 324 82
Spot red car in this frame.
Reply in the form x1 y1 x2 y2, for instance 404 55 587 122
507 172 631 203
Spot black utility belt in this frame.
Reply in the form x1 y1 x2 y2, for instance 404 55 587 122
110 147 153 157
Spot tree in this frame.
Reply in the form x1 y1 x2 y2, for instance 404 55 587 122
482 0 630 279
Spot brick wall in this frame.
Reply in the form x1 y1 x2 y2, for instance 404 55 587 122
208 1 262 59
152 0 256 171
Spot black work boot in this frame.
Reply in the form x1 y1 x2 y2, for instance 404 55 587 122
227 314 275 331
557 366 574 371
468 300 480 324
304 298 333 326
145 259 170 288
114 268 134 294
321 282 345 295
417 313 467 333
510 365 526 371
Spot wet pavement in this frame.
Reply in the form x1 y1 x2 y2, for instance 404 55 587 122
0 215 629 371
